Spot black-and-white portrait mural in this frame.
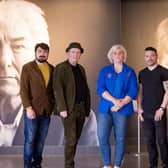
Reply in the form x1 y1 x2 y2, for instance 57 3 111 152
0 0 100 147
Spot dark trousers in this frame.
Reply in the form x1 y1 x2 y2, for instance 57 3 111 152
142 115 168 167
62 103 86 168
24 112 50 167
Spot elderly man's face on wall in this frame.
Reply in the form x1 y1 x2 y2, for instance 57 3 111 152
0 22 35 124
0 0 49 126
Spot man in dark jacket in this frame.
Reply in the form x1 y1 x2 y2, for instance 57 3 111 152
53 42 91 168
20 43 54 168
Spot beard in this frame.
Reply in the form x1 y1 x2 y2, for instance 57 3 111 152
36 55 47 63
37 59 47 63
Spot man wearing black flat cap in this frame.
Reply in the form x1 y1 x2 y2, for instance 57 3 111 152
53 42 91 168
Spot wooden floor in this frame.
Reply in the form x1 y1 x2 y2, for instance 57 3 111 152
0 152 164 168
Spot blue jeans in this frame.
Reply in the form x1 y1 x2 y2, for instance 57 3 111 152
24 113 50 167
97 112 129 167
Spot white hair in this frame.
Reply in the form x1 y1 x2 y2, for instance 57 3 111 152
0 0 49 45
107 44 127 63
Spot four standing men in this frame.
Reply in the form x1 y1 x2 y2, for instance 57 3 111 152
20 43 54 168
53 42 91 168
138 47 168 168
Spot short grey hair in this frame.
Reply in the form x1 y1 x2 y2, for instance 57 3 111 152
107 44 127 63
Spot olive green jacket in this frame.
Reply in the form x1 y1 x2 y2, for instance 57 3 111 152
20 61 54 116
53 60 91 116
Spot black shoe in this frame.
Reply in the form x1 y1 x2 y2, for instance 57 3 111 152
31 162 41 168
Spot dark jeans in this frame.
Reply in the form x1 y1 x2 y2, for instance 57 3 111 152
24 112 50 167
62 103 86 168
142 115 168 167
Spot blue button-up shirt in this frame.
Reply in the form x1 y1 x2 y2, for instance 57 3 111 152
97 64 138 115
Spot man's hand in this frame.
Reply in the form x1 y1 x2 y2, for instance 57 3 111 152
26 108 36 119
154 108 164 121
60 111 68 118
137 108 144 122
